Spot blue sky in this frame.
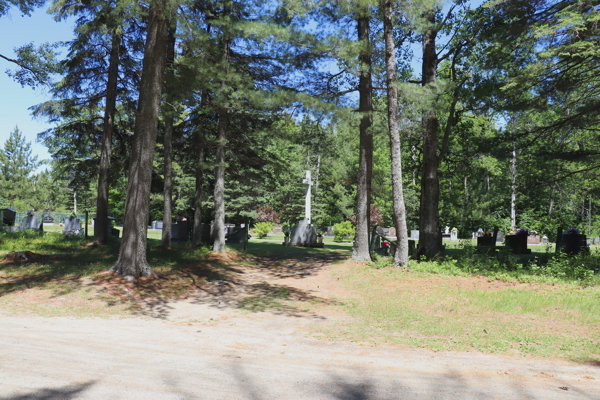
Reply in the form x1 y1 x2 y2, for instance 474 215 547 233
0 7 74 169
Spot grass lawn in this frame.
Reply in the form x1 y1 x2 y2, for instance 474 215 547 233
0 231 598 363
316 260 600 363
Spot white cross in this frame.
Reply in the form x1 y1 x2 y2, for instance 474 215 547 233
303 171 312 224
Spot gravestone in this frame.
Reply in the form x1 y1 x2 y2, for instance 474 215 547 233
288 171 322 247
43 215 54 224
21 216 41 231
63 218 81 234
171 221 189 241
450 231 458 242
594 237 600 245
387 227 396 237
472 232 477 240
326 226 333 236
226 226 247 243
151 220 163 230
496 231 505 244
410 230 419 240
0 209 16 226
272 224 282 234
290 219 317 246
444 226 450 234
542 235 549 244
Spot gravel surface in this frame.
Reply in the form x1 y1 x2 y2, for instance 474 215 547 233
1 308 599 400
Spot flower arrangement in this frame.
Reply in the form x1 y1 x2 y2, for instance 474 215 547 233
567 228 579 235
530 230 538 236
516 229 529 236
382 240 390 248
506 227 517 235
451 227 458 233
69 212 77 219
316 231 323 238
27 210 35 217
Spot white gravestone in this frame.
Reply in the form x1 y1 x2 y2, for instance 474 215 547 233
450 231 458 242
290 171 318 246
410 230 420 240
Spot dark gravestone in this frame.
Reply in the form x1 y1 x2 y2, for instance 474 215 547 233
226 226 247 244
172 221 189 241
1 209 16 226
43 215 54 223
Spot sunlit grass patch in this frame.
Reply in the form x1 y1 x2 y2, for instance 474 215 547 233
316 260 600 362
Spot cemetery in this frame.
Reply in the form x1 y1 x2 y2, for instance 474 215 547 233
1 1 599 397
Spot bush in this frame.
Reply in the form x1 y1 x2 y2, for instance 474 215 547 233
333 221 355 242
253 222 273 239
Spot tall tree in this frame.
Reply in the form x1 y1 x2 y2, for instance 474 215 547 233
381 0 409 266
0 127 42 209
353 7 374 262
96 21 121 244
161 26 177 248
111 0 170 277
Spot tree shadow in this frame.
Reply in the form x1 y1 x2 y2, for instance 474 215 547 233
0 381 96 400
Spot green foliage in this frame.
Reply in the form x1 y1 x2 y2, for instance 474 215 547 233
253 222 273 239
333 221 355 242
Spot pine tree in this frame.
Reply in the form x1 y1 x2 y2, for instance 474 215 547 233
111 0 171 277
0 127 42 209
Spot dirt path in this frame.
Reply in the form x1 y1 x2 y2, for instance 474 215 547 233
1 253 599 399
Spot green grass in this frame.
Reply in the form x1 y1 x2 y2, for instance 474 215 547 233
319 261 600 362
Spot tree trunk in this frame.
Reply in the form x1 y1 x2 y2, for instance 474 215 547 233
95 31 120 244
352 13 373 262
418 11 442 257
111 1 169 277
161 27 176 249
192 134 205 247
382 0 408 267
511 134 517 229
212 31 230 253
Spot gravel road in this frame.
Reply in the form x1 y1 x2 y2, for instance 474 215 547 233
1 308 599 400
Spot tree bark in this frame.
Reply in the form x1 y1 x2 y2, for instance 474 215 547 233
418 11 442 257
161 27 176 249
382 0 408 267
352 13 373 262
511 125 517 229
212 28 230 253
95 31 120 244
111 1 169 277
192 134 205 247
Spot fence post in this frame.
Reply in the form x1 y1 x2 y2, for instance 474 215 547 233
85 211 89 239
244 222 249 252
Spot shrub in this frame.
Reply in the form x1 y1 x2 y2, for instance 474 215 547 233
253 222 273 239
333 221 355 242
